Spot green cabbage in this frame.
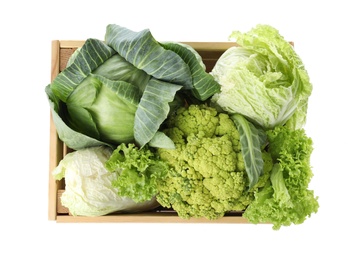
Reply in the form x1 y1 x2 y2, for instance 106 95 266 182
47 38 143 149
46 24 220 150
52 146 159 216
211 24 312 130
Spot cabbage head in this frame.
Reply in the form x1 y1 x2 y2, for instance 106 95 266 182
52 146 159 216
46 24 221 150
211 24 312 130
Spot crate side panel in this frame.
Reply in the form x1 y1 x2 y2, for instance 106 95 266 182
48 40 62 220
55 214 251 224
59 48 78 71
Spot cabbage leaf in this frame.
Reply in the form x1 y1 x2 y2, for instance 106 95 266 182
134 78 182 147
161 42 221 101
105 24 193 89
47 24 226 150
231 113 265 189
51 39 116 102
45 84 111 150
66 74 141 144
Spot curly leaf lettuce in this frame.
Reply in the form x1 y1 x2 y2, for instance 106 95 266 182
243 126 319 230
105 143 170 202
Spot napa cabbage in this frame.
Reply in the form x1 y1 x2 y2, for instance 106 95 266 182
52 146 159 216
211 24 312 130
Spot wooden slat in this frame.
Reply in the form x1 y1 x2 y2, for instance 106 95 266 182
57 190 69 214
59 48 77 71
59 40 85 48
182 42 237 51
48 40 61 220
50 40 60 81
55 213 252 224
57 41 238 50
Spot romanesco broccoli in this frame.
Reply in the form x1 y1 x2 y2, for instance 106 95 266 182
156 104 273 220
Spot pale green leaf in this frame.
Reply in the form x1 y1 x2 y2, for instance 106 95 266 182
231 113 265 188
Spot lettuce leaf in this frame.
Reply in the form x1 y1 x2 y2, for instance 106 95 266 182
211 24 312 130
243 126 319 230
105 143 170 202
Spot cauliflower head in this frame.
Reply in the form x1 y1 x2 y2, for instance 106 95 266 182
156 104 272 220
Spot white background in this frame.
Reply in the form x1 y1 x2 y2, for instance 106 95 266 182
1 0 356 259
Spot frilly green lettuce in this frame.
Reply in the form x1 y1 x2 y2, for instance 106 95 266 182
105 143 170 203
243 126 319 230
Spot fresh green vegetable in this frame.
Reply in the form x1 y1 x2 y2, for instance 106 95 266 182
46 23 318 228
230 113 267 189
160 41 221 101
211 24 312 130
105 143 170 202
156 104 273 220
105 24 221 147
134 78 182 148
46 84 109 150
104 24 192 89
46 24 219 150
243 125 319 230
46 38 144 149
52 146 159 216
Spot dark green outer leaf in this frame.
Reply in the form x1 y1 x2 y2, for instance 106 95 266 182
231 113 265 189
51 39 116 102
161 42 221 101
45 84 112 150
104 24 192 89
134 78 183 147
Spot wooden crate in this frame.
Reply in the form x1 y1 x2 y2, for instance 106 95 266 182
48 40 252 223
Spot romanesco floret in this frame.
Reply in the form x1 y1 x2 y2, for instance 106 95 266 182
156 104 272 220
